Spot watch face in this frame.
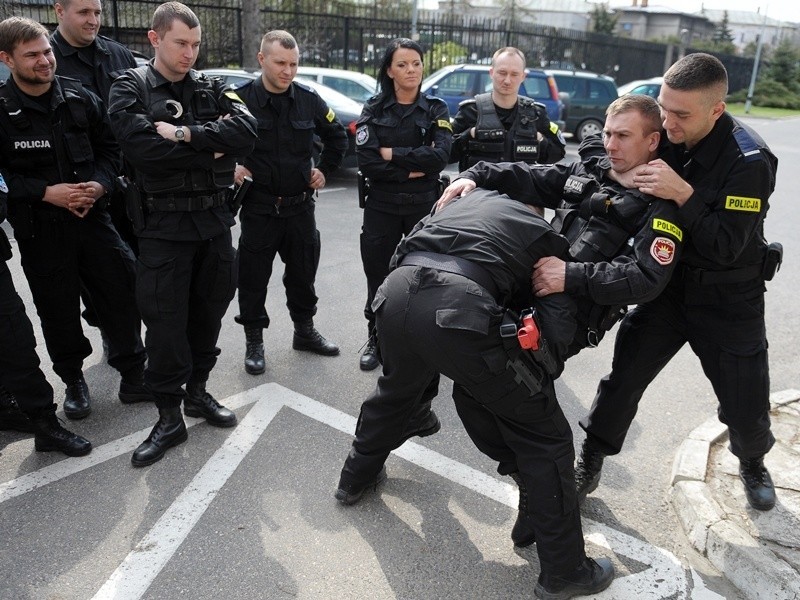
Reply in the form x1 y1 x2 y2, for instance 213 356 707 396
175 127 185 140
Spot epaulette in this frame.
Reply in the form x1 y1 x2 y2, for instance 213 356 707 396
733 126 763 163
293 80 315 94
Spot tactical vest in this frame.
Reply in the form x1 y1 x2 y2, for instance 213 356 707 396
552 175 653 351
0 77 94 186
126 66 236 195
461 93 541 170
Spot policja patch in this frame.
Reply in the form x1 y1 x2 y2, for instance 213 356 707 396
650 237 675 265
356 124 369 146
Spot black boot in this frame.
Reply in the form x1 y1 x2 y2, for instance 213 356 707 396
63 375 91 420
131 406 188 467
359 334 380 371
335 465 388 505
739 456 776 511
575 437 605 503
292 320 339 356
0 388 35 433
31 405 92 457
399 409 441 445
244 326 266 375
184 381 237 427
535 557 615 599
119 364 152 404
509 472 536 548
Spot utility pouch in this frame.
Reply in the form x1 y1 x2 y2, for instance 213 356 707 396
762 242 783 281
118 175 145 233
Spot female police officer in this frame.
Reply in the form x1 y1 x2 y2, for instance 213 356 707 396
356 38 452 371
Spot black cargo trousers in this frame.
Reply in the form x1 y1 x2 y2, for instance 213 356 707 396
339 265 585 577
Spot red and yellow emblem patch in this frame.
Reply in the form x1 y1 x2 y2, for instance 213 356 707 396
650 237 676 266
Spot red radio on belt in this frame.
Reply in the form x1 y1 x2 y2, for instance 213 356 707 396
517 311 541 351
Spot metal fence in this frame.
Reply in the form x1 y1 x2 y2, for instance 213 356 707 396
7 0 755 92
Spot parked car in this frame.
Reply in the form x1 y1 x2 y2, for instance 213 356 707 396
617 76 663 98
546 69 619 142
420 64 564 128
199 68 361 168
296 67 378 104
130 50 150 67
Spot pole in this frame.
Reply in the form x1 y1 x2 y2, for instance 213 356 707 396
411 0 419 41
745 8 768 114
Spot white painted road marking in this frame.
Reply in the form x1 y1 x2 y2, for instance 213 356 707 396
90 395 282 600
2 383 723 599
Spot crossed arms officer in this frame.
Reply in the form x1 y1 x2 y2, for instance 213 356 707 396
335 190 615 600
0 17 147 421
0 173 91 456
233 29 347 377
356 38 452 372
450 47 565 175
573 53 780 512
108 2 257 467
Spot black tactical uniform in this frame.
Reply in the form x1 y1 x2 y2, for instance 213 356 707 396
356 91 452 369
459 159 685 355
580 114 778 462
108 65 257 466
50 28 140 349
0 75 146 418
450 93 565 170
0 187 91 455
337 190 615 590
233 78 347 367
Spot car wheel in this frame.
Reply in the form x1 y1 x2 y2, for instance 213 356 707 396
576 119 603 142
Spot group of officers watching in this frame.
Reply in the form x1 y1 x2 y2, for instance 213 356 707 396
0 1 780 598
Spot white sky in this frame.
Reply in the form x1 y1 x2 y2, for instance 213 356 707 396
606 0 800 24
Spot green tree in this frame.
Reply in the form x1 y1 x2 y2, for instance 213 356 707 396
713 11 735 45
766 39 800 92
591 3 618 36
427 41 469 76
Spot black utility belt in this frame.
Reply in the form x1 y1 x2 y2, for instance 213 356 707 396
680 263 761 286
369 188 438 205
145 190 228 212
254 191 312 207
399 251 500 301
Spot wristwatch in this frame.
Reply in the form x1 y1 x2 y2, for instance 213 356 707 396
174 126 186 141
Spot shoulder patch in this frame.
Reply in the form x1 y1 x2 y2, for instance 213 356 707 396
650 237 676 266
437 119 453 132
356 124 369 145
223 90 245 104
0 172 8 194
224 90 253 118
549 122 559 134
652 218 683 241
325 107 336 123
725 196 761 212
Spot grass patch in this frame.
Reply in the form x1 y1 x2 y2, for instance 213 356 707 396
726 103 800 118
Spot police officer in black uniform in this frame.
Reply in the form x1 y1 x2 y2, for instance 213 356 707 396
233 30 347 376
335 190 615 599
356 38 452 372
0 17 148 421
450 47 565 175
574 53 780 512
51 0 139 250
443 95 685 359
50 0 140 356
0 168 91 455
108 2 257 467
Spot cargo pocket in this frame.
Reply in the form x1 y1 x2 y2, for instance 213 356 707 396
197 246 237 305
136 254 177 319
555 450 578 514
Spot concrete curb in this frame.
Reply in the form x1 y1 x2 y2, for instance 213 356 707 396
669 389 800 600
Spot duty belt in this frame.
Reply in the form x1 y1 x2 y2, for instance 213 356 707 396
368 188 438 205
680 263 761 285
145 190 228 212
399 251 500 301
252 183 312 208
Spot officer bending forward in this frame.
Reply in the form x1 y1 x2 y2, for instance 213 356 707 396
335 189 614 599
